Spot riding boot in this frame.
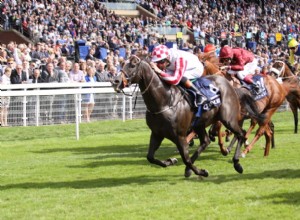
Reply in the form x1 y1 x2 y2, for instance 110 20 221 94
244 75 260 93
189 83 208 106
180 77 208 106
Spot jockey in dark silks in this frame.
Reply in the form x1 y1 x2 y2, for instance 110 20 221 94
219 45 260 92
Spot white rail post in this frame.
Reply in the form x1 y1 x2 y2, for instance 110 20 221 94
122 94 126 122
23 89 27 126
35 92 40 126
75 94 80 140
129 96 133 120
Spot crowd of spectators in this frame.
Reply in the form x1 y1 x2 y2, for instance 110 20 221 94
0 0 298 75
0 0 299 125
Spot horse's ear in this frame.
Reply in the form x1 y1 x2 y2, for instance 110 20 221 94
130 55 141 66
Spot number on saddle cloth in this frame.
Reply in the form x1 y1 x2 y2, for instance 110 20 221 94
251 75 269 100
192 77 222 117
193 77 220 101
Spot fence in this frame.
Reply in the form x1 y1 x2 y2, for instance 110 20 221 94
0 82 291 138
0 82 146 139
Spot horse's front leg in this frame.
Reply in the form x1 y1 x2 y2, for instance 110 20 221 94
146 132 177 167
244 119 257 147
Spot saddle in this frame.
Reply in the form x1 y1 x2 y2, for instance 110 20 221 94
188 78 221 116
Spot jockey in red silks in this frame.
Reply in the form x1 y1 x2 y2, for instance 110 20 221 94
150 44 207 106
219 45 260 92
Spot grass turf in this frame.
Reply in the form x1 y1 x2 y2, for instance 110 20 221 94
0 111 299 220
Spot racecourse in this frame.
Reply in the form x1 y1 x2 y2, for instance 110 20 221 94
0 111 299 220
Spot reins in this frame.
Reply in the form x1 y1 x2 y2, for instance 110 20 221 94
120 59 185 115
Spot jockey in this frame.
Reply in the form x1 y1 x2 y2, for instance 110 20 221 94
288 38 300 70
203 44 216 55
202 44 217 60
150 44 207 106
219 45 260 92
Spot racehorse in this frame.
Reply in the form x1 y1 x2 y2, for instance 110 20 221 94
200 53 287 157
270 60 300 134
112 55 263 177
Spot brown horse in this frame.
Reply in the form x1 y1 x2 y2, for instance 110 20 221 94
112 55 263 177
200 53 287 157
270 60 300 134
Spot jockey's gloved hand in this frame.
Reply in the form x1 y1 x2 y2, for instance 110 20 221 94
150 62 162 74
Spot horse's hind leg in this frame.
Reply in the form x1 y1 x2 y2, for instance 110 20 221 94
269 121 275 149
184 128 211 177
147 132 177 167
289 101 298 134
209 121 229 156
221 119 245 173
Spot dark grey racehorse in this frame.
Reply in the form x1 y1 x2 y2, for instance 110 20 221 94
112 55 263 177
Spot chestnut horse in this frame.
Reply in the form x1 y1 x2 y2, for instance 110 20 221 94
112 55 263 177
270 60 300 134
200 53 286 157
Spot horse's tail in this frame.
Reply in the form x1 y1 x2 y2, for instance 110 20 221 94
235 88 266 124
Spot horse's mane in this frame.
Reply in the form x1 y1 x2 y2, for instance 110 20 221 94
198 53 222 76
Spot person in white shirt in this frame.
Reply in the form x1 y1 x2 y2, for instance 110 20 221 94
0 67 12 126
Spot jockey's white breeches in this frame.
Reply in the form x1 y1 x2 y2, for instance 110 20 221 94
227 58 258 80
184 62 204 80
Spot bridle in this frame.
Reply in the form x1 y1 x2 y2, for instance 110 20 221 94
118 56 185 115
119 57 155 96
270 61 296 80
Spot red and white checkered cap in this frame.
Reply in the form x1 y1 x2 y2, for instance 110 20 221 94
151 45 169 62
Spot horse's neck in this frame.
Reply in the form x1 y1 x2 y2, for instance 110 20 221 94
139 64 175 110
203 61 221 76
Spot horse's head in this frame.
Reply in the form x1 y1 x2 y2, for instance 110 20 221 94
269 61 285 78
270 61 294 78
112 55 142 93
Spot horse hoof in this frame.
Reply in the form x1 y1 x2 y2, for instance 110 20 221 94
241 152 246 158
200 169 209 177
184 168 192 178
168 158 178 165
189 140 194 147
234 163 244 174
221 149 229 156
209 135 216 142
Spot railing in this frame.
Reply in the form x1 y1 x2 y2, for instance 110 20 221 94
0 82 291 139
0 82 146 139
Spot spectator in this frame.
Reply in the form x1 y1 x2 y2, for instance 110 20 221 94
69 62 85 82
0 67 12 127
29 68 43 83
41 62 58 83
85 48 96 61
95 60 110 82
83 66 97 123
10 64 27 84
79 59 88 76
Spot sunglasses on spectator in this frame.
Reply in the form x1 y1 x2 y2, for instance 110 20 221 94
289 47 297 50
8 62 14 64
